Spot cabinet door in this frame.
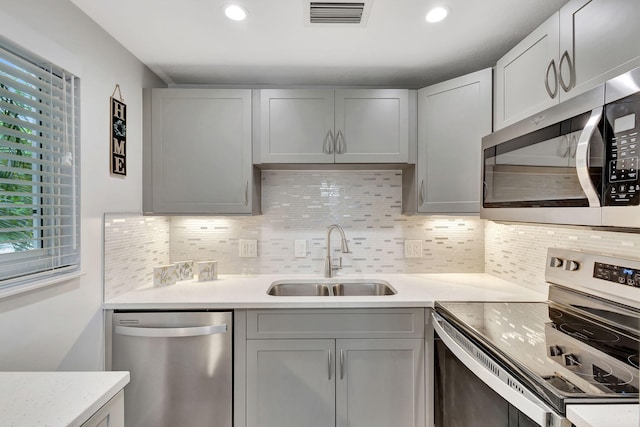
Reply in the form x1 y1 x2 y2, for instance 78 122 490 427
335 339 424 427
145 89 255 214
81 390 124 427
417 69 492 214
259 89 335 163
246 339 335 427
494 13 560 130
559 0 640 101
334 89 409 163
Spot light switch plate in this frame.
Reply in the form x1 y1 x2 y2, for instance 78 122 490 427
294 239 307 258
239 239 258 257
404 240 422 258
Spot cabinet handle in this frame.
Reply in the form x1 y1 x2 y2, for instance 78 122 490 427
419 180 425 206
339 349 345 379
544 59 558 99
336 130 345 154
570 134 578 159
244 181 249 206
558 50 574 93
557 135 570 157
324 130 335 154
328 350 333 380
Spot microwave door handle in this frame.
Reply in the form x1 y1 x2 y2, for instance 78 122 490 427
575 107 603 208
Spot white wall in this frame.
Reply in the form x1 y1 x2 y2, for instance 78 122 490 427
0 0 164 370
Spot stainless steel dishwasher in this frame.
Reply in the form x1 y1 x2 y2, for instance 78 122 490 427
111 311 232 427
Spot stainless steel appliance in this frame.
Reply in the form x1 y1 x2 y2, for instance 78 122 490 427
481 66 640 227
110 311 232 427
433 248 639 427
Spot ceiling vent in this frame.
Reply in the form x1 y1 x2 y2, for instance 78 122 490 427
304 1 372 26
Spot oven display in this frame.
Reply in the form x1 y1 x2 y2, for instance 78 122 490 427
593 262 640 287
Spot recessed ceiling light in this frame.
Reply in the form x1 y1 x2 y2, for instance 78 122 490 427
426 6 449 23
225 4 248 21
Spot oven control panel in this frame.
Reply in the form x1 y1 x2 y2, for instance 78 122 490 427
594 262 640 287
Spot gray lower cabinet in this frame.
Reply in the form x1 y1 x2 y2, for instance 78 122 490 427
143 88 260 215
246 339 336 427
243 308 425 427
81 390 124 427
335 339 424 427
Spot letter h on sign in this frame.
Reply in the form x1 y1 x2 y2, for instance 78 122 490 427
110 96 127 176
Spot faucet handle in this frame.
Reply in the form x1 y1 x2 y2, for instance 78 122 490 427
331 257 344 273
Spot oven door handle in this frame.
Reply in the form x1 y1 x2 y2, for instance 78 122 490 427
432 312 568 427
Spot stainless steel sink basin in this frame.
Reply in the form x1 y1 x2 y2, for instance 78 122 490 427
266 280 396 296
331 281 396 296
267 282 330 296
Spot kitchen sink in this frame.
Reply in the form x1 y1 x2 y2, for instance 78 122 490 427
331 282 396 296
267 282 331 296
266 280 396 296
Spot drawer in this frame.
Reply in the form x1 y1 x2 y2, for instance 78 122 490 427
246 308 425 339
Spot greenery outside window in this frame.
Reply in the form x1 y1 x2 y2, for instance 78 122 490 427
0 40 80 292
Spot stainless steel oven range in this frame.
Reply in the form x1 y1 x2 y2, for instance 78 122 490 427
433 248 639 427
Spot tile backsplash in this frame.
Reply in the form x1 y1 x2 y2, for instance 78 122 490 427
104 214 170 300
104 170 485 298
104 170 640 300
485 221 640 293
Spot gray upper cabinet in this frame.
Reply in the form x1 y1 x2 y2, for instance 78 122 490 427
258 89 335 164
258 89 409 164
404 69 492 215
143 88 260 215
494 13 560 130
559 0 640 100
494 0 640 130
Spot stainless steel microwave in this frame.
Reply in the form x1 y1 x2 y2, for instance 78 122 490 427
481 67 640 228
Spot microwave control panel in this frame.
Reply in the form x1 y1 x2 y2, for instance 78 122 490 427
604 94 640 206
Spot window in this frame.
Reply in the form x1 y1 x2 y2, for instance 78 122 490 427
0 39 80 291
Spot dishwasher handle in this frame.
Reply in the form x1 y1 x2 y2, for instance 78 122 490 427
115 323 228 338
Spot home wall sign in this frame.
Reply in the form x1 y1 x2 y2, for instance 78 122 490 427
110 84 127 176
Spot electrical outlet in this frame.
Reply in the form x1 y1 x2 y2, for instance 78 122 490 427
239 239 258 257
404 240 422 258
294 240 307 258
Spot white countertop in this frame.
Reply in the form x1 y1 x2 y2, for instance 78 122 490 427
567 404 639 427
0 371 129 427
104 273 547 309
103 273 639 427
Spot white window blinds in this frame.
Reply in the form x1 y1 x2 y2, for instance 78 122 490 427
0 40 80 289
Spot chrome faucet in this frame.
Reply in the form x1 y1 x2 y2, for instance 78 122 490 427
324 224 350 278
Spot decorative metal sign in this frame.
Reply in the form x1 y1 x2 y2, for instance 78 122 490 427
110 84 127 176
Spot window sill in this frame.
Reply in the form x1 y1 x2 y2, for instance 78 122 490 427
0 271 85 301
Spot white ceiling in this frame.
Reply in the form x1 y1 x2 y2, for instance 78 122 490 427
70 0 568 88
